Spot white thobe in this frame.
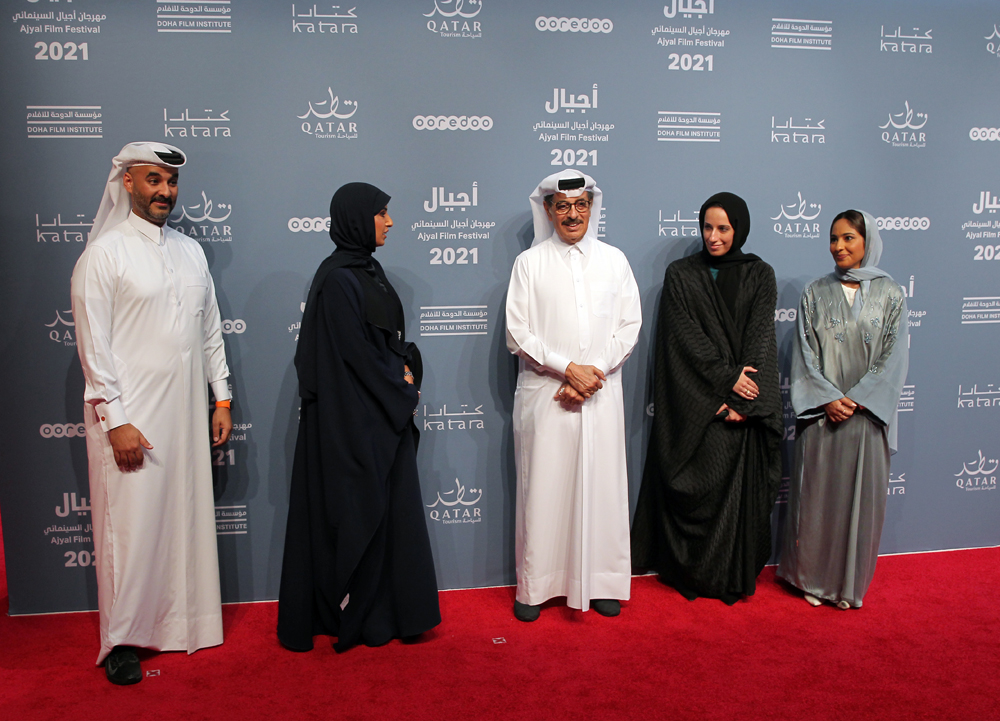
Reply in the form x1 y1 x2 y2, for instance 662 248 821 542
71 212 231 664
505 233 642 609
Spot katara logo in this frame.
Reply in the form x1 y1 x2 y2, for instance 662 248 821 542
954 450 999 492
169 191 232 243
425 0 482 37
298 87 358 139
426 477 483 523
880 101 926 147
45 309 75 345
771 192 821 239
664 0 714 19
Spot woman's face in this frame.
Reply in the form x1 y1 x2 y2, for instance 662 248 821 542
702 206 734 257
374 206 393 246
830 218 865 270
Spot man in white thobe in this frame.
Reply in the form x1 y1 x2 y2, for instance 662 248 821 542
505 169 641 621
71 142 232 684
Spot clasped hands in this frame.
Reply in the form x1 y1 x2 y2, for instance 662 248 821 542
717 366 759 423
824 397 863 423
554 362 606 407
108 407 233 472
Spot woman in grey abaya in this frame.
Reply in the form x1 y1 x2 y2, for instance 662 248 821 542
777 210 908 609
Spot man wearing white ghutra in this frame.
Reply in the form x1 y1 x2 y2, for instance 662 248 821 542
71 142 233 684
505 170 642 621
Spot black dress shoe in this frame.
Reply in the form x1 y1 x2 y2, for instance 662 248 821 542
592 599 621 617
514 600 540 622
105 646 142 685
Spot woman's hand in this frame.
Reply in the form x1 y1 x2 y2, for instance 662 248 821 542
716 403 746 422
732 366 759 400
403 364 414 385
824 397 857 423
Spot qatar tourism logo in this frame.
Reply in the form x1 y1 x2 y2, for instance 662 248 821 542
426 478 483 524
298 87 358 139
45 309 75 346
879 101 926 148
425 0 481 38
169 190 233 243
771 192 821 239
954 451 998 492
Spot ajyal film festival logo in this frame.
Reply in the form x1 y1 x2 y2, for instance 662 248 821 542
426 478 482 524
298 87 358 139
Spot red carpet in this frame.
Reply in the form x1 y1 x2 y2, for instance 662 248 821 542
1 509 997 720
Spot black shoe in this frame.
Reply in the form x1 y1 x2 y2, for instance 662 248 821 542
592 599 621 617
105 646 142 686
514 600 540 622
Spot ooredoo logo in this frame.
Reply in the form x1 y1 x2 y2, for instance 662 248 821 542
535 17 613 33
774 308 797 322
40 423 86 438
875 217 930 231
970 128 1000 141
288 217 330 233
221 319 246 334
412 115 493 131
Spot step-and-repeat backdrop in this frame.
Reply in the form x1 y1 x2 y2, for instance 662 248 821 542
2 0 998 614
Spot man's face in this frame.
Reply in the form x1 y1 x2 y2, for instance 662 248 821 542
123 165 178 226
545 191 591 245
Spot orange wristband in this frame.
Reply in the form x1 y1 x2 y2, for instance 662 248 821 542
215 400 231 409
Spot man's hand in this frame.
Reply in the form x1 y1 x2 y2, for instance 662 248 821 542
824 397 857 423
555 382 586 407
565 362 606 398
733 366 759 400
108 424 153 472
212 407 233 447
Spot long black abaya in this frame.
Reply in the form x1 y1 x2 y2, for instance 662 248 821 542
277 184 440 651
631 194 782 601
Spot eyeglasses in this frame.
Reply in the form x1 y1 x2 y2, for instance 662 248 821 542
551 199 592 215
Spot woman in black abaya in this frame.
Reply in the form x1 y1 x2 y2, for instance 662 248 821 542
631 192 783 604
278 182 440 651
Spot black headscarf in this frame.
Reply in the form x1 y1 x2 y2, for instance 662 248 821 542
297 182 410 399
699 192 760 318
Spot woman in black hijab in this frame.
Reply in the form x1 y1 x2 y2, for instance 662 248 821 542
631 192 783 604
278 183 440 651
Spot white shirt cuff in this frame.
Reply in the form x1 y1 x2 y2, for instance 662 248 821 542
211 379 232 402
544 351 572 376
593 359 610 375
95 398 128 432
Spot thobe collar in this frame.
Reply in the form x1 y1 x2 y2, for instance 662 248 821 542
127 211 166 246
553 232 593 257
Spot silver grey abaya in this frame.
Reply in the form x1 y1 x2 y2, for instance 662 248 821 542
777 214 908 608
